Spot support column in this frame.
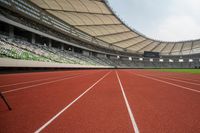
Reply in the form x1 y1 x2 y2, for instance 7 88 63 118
71 47 74 53
31 33 35 44
83 50 90 56
49 39 52 47
61 44 64 50
9 25 14 38
89 51 93 57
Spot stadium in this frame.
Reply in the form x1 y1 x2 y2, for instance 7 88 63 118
0 0 200 132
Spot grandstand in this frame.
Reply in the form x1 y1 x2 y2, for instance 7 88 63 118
0 0 200 68
1 1 200 133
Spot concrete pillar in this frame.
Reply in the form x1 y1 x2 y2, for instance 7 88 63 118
97 53 104 58
31 33 35 44
98 54 105 58
83 50 90 56
61 44 64 50
71 47 74 53
89 52 92 57
49 39 52 47
9 25 14 38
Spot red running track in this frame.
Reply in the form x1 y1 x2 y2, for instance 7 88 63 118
0 69 200 133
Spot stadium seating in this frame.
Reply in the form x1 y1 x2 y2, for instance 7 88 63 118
0 36 110 66
0 6 200 68
1 35 199 68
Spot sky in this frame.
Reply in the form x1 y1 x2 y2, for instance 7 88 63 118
107 0 200 42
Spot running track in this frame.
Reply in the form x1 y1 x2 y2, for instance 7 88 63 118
0 69 200 133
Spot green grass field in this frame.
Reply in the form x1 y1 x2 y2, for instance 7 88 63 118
158 69 200 74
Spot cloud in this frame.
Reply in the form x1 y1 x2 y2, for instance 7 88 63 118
108 0 200 41
151 0 200 41
170 0 200 16
154 15 200 41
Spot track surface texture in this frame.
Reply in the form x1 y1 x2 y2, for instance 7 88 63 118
0 69 200 133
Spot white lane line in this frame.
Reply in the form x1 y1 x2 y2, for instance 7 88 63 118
149 76 200 86
34 71 111 133
2 73 89 94
164 76 200 83
116 71 139 133
0 73 79 88
134 73 200 94
149 74 200 83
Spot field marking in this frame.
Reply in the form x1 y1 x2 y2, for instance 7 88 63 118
149 75 200 86
34 71 111 133
0 73 81 88
2 73 92 94
116 71 139 133
134 73 200 94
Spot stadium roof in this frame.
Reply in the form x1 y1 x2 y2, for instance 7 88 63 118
30 0 200 55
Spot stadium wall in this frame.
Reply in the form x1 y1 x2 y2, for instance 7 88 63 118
0 58 113 69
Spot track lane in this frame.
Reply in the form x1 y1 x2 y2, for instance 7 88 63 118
0 70 99 93
116 71 139 133
0 70 108 133
129 69 200 93
133 73 200 93
152 74 200 83
151 76 200 86
118 70 200 133
135 70 200 83
0 72 81 88
40 71 134 133
1 69 199 133
0 70 94 86
143 75 200 91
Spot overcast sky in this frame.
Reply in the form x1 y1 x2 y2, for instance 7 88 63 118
107 0 200 42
